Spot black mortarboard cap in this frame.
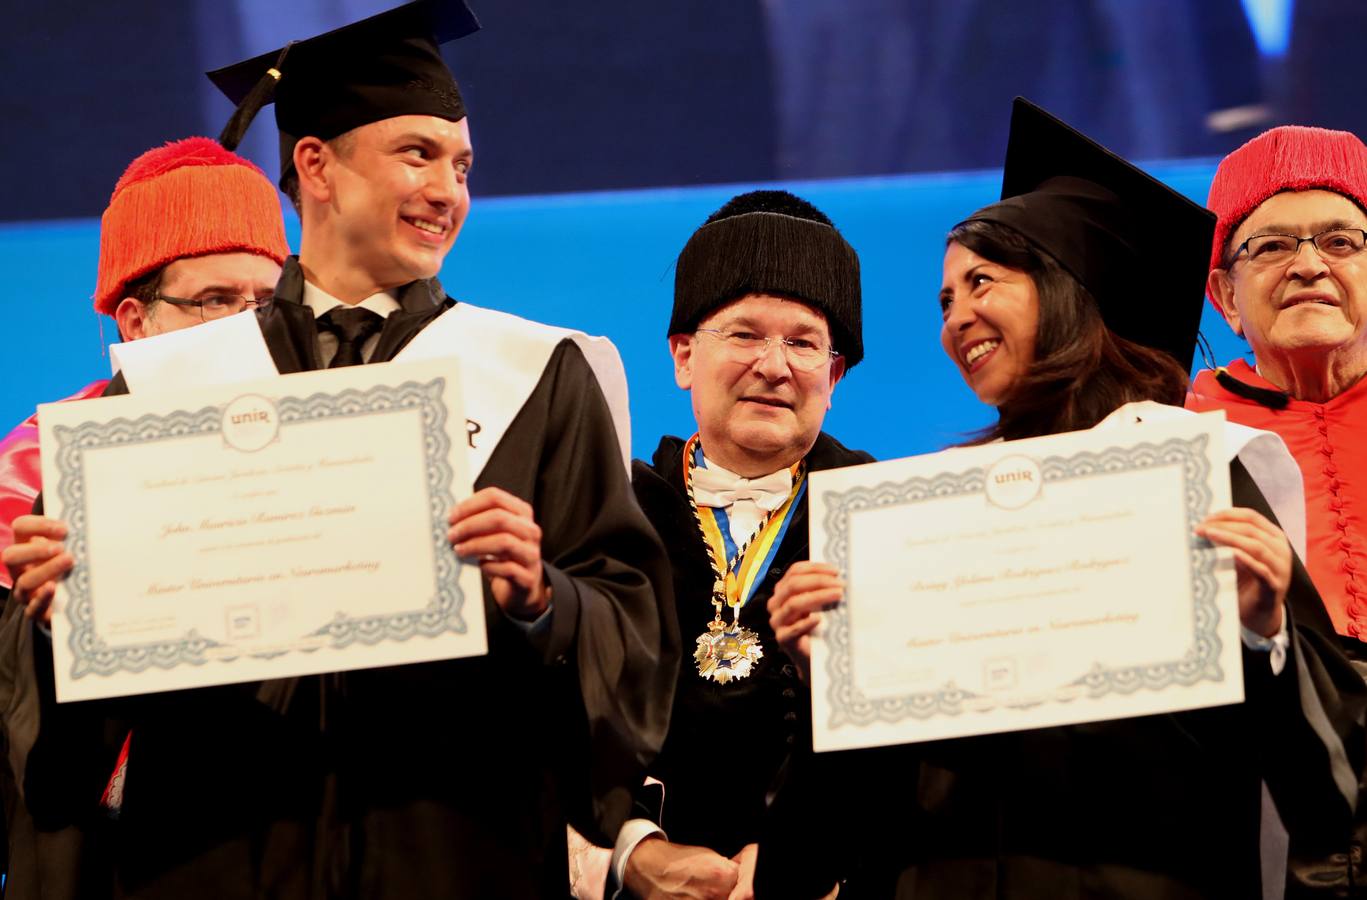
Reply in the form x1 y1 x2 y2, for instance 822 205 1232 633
207 0 479 183
965 98 1216 371
671 190 864 367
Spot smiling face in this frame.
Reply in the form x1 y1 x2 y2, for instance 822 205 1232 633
297 114 472 300
940 241 1041 406
669 294 845 476
1210 190 1367 372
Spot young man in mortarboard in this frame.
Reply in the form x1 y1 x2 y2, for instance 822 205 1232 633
0 137 289 900
609 190 870 898
6 2 678 897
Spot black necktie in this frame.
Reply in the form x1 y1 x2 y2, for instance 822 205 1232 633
318 307 385 368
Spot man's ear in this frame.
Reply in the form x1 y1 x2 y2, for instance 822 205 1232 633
668 334 694 390
113 297 152 341
826 356 847 410
1207 268 1243 337
294 137 331 207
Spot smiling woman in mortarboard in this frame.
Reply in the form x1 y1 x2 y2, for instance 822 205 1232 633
759 100 1366 900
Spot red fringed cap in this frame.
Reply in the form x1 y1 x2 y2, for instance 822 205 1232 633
1207 125 1367 276
94 137 290 315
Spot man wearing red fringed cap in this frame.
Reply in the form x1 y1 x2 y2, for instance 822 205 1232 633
0 136 287 900
0 136 288 602
1188 126 1367 660
1187 125 1367 896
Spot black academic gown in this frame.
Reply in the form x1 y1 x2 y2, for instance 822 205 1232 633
10 259 679 899
628 433 872 859
755 459 1367 900
1 584 120 900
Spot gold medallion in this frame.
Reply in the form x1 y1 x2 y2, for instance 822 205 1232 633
694 619 764 684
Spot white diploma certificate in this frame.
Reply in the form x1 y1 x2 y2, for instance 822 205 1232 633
39 359 486 702
809 412 1241 752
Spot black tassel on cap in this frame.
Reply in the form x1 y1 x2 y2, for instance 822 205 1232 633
1215 366 1291 410
218 43 293 151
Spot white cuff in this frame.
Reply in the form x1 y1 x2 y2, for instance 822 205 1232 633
610 818 666 898
1240 608 1289 676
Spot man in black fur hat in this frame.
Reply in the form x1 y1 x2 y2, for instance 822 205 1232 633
613 190 869 898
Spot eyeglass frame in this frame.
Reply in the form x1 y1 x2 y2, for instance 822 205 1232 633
1224 227 1367 269
152 292 273 321
693 327 841 371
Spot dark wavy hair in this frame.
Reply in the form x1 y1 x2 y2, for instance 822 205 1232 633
947 219 1189 443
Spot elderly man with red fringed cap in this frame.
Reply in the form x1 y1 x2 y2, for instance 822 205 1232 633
0 137 288 899
1189 127 1367 656
1187 125 1367 894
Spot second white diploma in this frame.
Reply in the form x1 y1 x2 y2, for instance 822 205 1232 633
809 411 1241 752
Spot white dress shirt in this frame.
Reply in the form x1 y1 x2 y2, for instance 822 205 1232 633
690 456 795 550
302 281 401 366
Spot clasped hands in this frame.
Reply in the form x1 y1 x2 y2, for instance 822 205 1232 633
624 838 757 900
624 839 837 900
3 487 549 625
769 507 1292 681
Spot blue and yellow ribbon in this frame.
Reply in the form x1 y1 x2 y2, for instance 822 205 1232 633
683 434 806 617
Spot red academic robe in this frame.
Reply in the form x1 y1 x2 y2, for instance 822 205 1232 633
1188 359 1367 646
0 380 110 590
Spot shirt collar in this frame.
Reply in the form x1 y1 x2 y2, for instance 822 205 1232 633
692 453 795 511
302 279 402 320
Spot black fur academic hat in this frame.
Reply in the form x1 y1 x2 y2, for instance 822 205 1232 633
964 98 1216 372
671 190 864 367
206 0 479 185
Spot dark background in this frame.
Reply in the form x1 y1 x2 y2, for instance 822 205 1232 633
2 0 1360 222
0 0 1360 459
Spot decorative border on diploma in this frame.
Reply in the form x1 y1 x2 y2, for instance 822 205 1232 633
820 435 1221 730
51 379 467 680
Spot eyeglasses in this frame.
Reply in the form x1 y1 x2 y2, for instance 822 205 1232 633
1228 228 1367 269
695 328 839 371
153 293 273 321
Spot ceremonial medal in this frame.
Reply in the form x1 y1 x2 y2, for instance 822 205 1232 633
694 617 765 685
694 576 765 684
683 436 804 684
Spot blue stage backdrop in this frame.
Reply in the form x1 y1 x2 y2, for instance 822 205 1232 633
0 163 1248 463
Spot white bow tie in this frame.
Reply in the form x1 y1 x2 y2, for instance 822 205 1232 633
691 465 793 511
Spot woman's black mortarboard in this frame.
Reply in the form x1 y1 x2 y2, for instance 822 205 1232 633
964 98 1216 371
671 190 864 367
206 0 480 185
